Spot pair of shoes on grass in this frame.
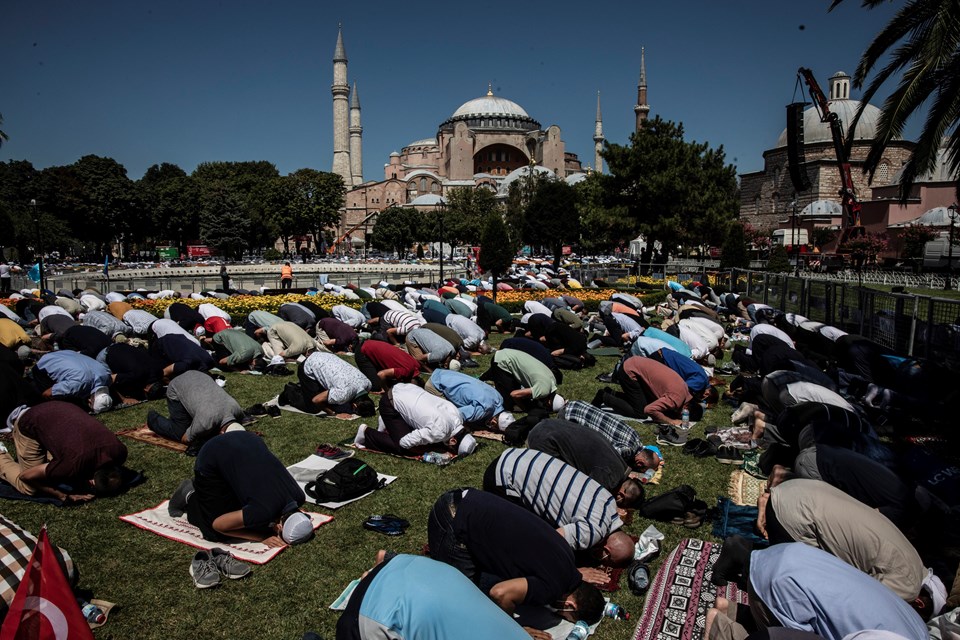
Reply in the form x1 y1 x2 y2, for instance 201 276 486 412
316 443 352 460
682 438 718 458
244 403 281 418
656 425 688 447
362 514 410 536
716 445 745 465
190 548 252 589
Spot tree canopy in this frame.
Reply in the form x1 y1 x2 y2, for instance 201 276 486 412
478 211 516 300
603 116 739 261
521 179 581 271
369 205 419 259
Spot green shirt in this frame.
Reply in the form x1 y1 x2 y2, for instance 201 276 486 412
493 349 557 399
213 329 261 366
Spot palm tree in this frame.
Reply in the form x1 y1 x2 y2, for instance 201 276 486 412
829 0 960 201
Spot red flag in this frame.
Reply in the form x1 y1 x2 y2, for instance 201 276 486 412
0 526 93 640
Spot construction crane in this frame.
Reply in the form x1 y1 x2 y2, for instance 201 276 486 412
327 210 379 255
797 67 864 243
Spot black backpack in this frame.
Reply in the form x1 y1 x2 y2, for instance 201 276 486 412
304 458 385 503
638 484 697 521
279 382 316 413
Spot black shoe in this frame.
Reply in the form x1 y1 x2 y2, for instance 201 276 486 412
265 404 282 418
168 479 195 518
595 372 614 383
460 358 479 369
716 445 744 465
245 403 268 417
591 389 606 408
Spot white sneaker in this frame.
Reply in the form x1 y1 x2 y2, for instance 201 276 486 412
731 402 757 425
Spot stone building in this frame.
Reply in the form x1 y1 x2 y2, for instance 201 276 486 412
739 71 914 234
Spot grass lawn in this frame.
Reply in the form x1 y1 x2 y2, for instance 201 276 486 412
2 334 737 640
866 283 960 301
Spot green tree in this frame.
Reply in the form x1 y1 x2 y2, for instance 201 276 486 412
66 155 137 259
199 182 250 259
522 179 581 271
575 172 634 253
603 116 739 263
719 221 751 270
193 161 280 257
766 244 791 273
478 211 516 302
436 187 498 257
829 0 960 199
289 169 345 255
255 176 301 256
369 205 417 258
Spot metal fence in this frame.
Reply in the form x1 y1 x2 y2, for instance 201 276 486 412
713 269 960 368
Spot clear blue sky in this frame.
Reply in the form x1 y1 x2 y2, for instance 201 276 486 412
2 1 912 182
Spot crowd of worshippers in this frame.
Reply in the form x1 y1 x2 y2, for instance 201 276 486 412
2 277 959 640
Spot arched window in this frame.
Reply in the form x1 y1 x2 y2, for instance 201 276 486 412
420 177 427 191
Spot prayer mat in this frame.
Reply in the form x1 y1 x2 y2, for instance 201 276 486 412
632 538 750 640
117 425 187 452
471 429 504 442
727 470 766 507
268 395 360 420
587 347 624 357
0 469 144 506
120 501 333 564
710 498 768 548
286 454 397 509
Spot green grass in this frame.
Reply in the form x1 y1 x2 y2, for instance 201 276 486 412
866 283 960 301
2 335 737 640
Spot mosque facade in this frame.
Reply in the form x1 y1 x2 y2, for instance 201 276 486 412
738 71 915 234
325 27 649 252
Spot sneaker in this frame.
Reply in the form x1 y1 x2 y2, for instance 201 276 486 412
316 443 352 460
459 357 479 369
210 548 252 580
189 550 221 589
168 479 195 518
265 404 281 418
716 445 745 465
595 372 614 383
245 403 268 417
656 426 687 447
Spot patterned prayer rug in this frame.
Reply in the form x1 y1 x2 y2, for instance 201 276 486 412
632 538 749 640
117 425 187 453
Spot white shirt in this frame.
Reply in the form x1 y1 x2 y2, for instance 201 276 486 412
381 384 464 450
79 294 106 312
198 303 231 323
37 305 72 322
678 323 711 360
446 314 485 350
105 291 127 303
332 305 366 328
750 324 794 349
820 325 848 342
523 300 553 317
151 318 201 345
782 382 854 411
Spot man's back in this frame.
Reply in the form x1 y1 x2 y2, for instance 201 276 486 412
528 419 628 493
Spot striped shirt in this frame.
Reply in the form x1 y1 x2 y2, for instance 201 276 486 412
490 448 622 551
383 309 423 336
559 400 643 466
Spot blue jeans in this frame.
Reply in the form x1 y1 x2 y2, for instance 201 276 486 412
147 398 191 442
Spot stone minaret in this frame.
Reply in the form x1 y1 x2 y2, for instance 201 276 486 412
349 81 363 185
331 26 352 187
634 47 650 132
593 91 604 174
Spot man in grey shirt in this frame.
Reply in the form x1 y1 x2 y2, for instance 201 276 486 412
146 370 246 453
405 327 455 371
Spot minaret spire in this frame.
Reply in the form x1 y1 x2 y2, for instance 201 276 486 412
331 25 352 187
349 81 363 185
593 91 605 174
634 46 650 132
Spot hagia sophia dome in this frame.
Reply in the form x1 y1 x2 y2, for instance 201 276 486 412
440 85 541 132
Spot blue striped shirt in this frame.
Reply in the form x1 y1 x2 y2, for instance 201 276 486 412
491 448 622 551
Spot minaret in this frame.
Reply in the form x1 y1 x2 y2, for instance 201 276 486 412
349 81 363 185
331 25 352 187
634 47 650 132
593 91 605 174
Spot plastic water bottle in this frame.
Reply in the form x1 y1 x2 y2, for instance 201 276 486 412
421 451 453 466
681 408 690 429
77 599 105 624
603 601 630 620
565 621 590 640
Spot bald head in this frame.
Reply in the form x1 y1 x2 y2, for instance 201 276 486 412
603 531 636 568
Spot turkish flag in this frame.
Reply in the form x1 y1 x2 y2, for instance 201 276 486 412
0 526 93 639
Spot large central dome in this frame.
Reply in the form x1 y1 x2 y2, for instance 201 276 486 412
452 89 530 119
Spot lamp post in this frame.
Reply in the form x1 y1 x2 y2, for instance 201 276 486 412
436 199 446 285
30 199 45 292
177 227 183 261
946 203 958 291
791 196 800 276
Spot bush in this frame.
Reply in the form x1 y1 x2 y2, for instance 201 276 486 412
766 244 791 273
263 248 282 261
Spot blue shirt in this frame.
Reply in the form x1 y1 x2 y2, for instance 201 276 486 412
642 327 693 358
429 368 504 424
630 335 677 358
657 348 709 393
36 351 112 398
749 544 927 640
358 555 530 640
